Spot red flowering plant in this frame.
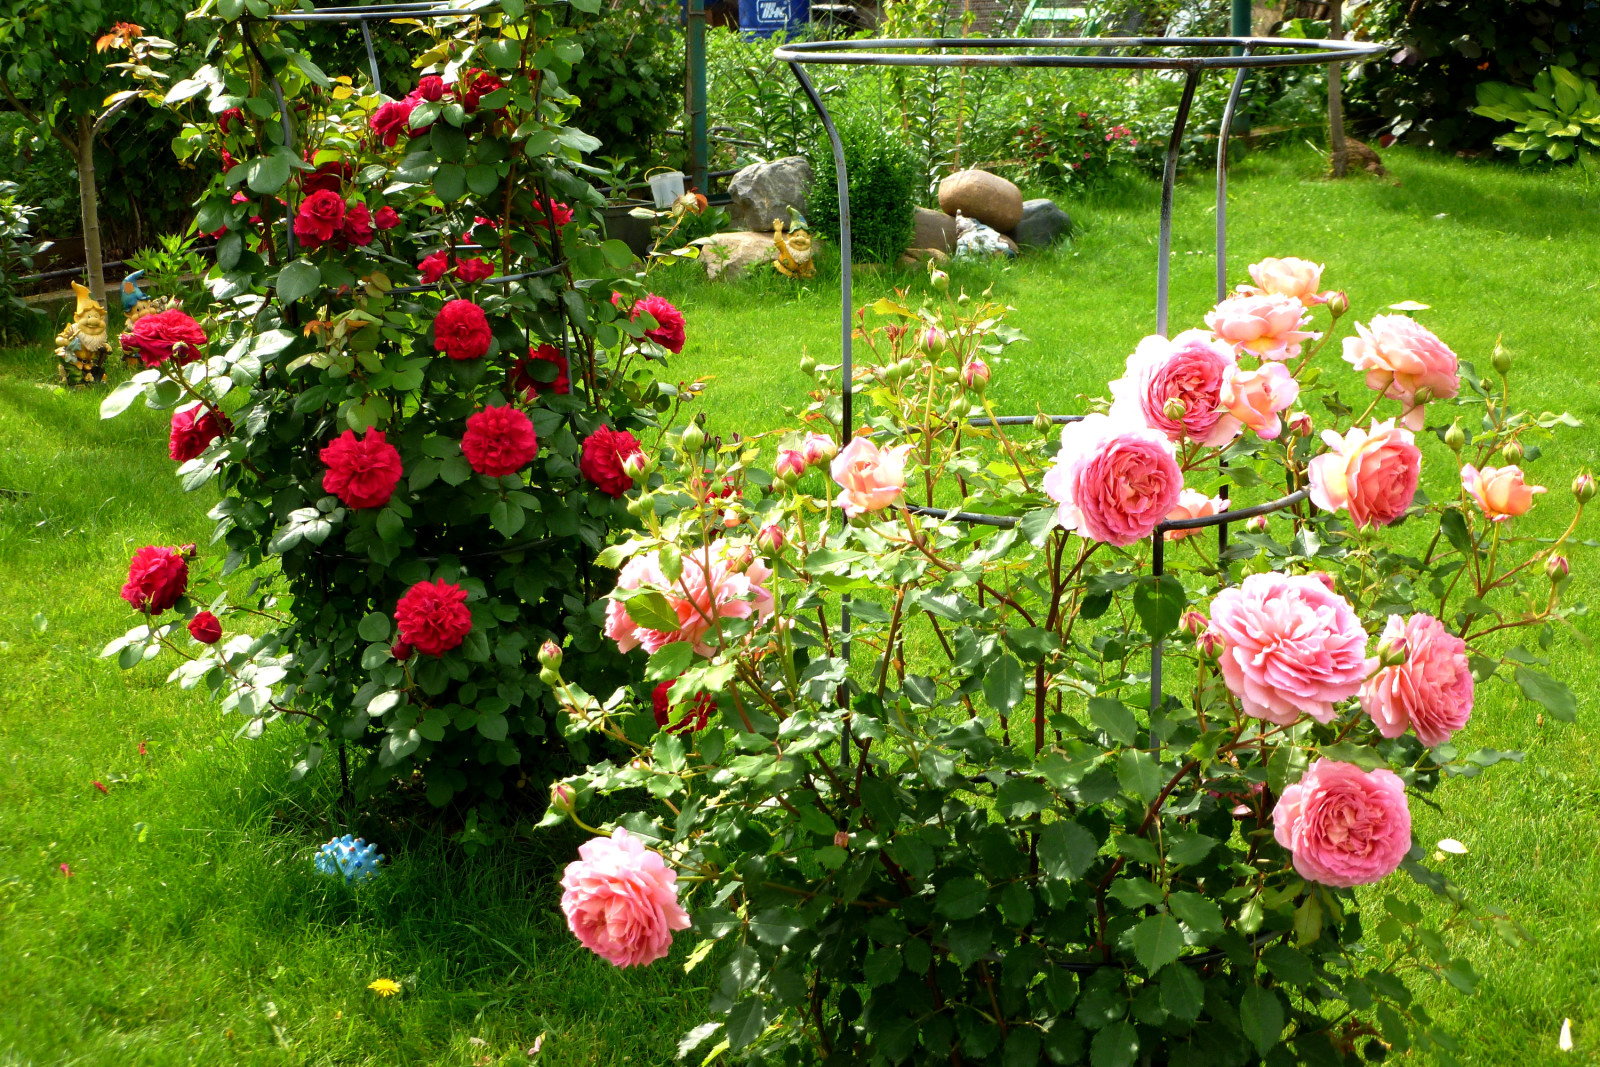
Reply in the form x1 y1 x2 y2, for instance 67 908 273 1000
536 260 1591 1064
97 4 697 812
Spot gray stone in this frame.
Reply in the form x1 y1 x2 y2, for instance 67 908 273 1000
911 206 959 253
728 156 812 232
1010 198 1072 248
938 169 1024 233
690 231 779 280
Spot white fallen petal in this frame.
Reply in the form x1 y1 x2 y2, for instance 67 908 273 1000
1437 838 1468 855
1560 1017 1573 1051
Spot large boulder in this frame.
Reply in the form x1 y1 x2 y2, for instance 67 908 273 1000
1011 198 1072 247
690 231 779 280
728 156 812 232
911 206 959 253
938 170 1023 233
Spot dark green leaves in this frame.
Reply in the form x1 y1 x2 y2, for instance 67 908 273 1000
982 654 1026 714
935 877 988 920
1239 985 1285 1055
1037 820 1099 881
245 152 291 194
1515 663 1577 721
275 260 320 304
357 612 391 642
1159 965 1204 1021
1130 913 1184 974
1088 697 1138 747
1132 574 1185 638
1089 1020 1138 1067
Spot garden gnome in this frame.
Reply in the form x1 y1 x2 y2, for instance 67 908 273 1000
55 281 109 386
773 218 815 280
121 269 149 312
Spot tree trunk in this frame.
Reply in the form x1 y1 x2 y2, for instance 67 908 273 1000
1327 0 1348 178
75 114 107 309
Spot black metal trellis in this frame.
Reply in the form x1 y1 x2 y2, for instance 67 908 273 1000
775 36 1383 723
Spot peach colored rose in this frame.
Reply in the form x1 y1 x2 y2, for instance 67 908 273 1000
1461 463 1544 521
1307 418 1421 528
1272 760 1411 888
560 829 690 967
1108 329 1241 446
605 541 774 657
1042 413 1183 546
1208 572 1374 725
1341 315 1459 430
831 437 910 518
1163 488 1226 541
1239 256 1326 304
1219 362 1299 440
1205 293 1315 361
1360 613 1473 747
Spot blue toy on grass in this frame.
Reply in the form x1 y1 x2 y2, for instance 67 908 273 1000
315 834 385 884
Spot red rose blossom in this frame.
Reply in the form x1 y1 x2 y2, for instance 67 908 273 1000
415 74 446 102
394 579 472 656
121 546 189 614
301 160 353 196
418 251 452 284
219 149 237 173
433 299 492 360
188 611 223 644
458 67 502 111
368 99 414 147
293 189 346 248
320 428 403 509
169 405 231 462
632 294 686 354
455 257 495 283
343 202 374 247
511 343 571 399
218 107 244 134
374 206 401 230
462 404 539 477
652 679 716 733
579 425 644 498
120 309 208 369
533 198 574 229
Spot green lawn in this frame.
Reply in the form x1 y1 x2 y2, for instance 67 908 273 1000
3 144 1599 1065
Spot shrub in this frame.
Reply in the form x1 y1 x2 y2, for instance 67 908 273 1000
568 0 682 164
808 110 920 264
99 1 692 813
0 180 48 344
1474 66 1600 169
545 257 1589 1064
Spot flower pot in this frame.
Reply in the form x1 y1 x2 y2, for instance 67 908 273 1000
603 200 656 258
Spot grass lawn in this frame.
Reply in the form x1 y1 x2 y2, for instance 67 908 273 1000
2 144 1599 1065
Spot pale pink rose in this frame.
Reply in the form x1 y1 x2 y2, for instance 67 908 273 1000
1042 413 1183 547
560 828 690 967
774 447 807 481
800 432 838 468
1219 362 1299 440
1360 613 1473 747
1163 488 1226 541
1204 293 1315 361
1307 418 1421 528
1208 572 1374 725
604 541 774 657
1108 329 1241 446
1341 315 1459 430
1239 256 1326 304
1462 463 1545 522
831 436 911 518
1272 760 1412 887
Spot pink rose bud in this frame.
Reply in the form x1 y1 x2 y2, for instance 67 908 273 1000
1375 636 1408 668
1288 411 1314 438
833 831 850 849
620 451 651 481
538 640 563 670
1547 554 1570 580
727 545 756 574
757 524 785 554
1326 291 1350 317
1179 609 1208 637
1196 627 1225 659
550 782 575 814
801 432 838 468
920 326 948 355
1500 439 1523 464
962 358 991 392
1246 514 1269 533
1575 473 1596 504
929 268 950 293
775 447 806 484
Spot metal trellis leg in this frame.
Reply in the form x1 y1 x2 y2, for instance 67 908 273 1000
361 20 383 94
1215 61 1250 565
1155 67 1199 339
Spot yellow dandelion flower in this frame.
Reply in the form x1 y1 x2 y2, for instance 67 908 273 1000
367 978 401 997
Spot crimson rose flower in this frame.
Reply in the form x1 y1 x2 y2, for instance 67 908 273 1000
374 206 400 230
368 100 414 147
218 107 244 134
394 579 472 656
120 309 208 369
653 679 716 733
301 160 353 196
415 74 446 101
511 343 571 399
462 404 539 477
418 251 452 284
343 202 374 247
455 257 495 283
188 611 223 644
579 425 644 497
169 405 231 462
121 546 189 614
433 299 492 360
533 198 574 229
615 292 686 354
293 189 345 248
320 428 403 509
458 67 502 111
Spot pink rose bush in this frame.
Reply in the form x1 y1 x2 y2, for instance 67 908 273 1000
560 829 690 967
1042 413 1182 545
1273 760 1412 887
605 541 775 657
1308 418 1421 527
1361 613 1474 746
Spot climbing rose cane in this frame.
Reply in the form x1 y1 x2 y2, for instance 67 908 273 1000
560 828 690 968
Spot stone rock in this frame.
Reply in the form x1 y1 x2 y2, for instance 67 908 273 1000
1010 198 1072 247
911 207 959 253
938 169 1024 233
690 231 778 280
728 156 812 232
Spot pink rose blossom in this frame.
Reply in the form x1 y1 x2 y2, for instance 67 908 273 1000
1208 572 1374 725
1307 418 1421 528
1108 329 1240 446
560 828 690 968
1042 414 1182 546
1205 292 1315 361
1462 463 1545 521
1219 362 1299 441
605 541 774 657
1360 613 1473 747
1273 760 1412 887
1239 256 1326 304
1342 315 1459 430
1163 489 1226 541
830 437 911 518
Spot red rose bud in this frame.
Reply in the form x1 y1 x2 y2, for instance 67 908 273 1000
373 206 400 230
538 640 563 670
920 326 947 355
620 450 651 481
187 610 223 644
757 524 786 554
391 639 414 661
1179 609 1207 638
962 359 991 393
1573 473 1596 504
1547 554 1570 581
774 448 806 484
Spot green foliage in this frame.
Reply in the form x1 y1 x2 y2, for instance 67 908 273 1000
125 231 211 314
0 179 48 343
567 0 681 165
704 27 840 169
1475 66 1600 169
808 110 919 265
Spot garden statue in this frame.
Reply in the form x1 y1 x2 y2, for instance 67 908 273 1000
120 269 148 312
772 217 814 279
54 281 108 386
314 834 384 884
